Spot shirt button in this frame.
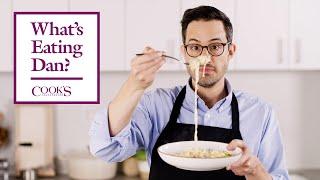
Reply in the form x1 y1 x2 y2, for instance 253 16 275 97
205 113 210 119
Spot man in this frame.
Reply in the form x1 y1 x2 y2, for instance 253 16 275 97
89 6 289 180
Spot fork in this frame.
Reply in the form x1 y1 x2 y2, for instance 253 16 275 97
136 53 189 65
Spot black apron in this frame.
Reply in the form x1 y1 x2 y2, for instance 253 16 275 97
149 86 246 180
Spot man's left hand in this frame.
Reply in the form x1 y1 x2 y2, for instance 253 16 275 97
226 139 272 180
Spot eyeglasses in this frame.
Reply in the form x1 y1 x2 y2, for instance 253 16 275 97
184 42 231 57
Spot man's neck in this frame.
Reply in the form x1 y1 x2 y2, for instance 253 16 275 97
191 77 227 109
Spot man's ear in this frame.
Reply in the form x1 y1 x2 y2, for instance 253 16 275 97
228 43 236 59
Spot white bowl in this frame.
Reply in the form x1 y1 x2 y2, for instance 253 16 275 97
158 141 242 171
67 151 117 179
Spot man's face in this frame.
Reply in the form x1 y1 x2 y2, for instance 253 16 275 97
181 20 236 88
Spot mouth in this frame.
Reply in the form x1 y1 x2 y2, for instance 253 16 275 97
199 65 215 73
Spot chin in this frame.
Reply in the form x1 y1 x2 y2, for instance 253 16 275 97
198 79 217 88
198 75 223 87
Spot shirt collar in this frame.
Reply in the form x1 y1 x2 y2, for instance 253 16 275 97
185 77 233 112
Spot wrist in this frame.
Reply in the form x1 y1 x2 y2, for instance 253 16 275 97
127 74 147 93
246 163 272 180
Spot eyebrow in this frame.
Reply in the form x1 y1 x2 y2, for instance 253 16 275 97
208 38 223 42
188 38 223 43
188 38 200 42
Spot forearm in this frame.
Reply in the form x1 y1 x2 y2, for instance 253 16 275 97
89 107 141 163
108 76 144 136
108 48 164 137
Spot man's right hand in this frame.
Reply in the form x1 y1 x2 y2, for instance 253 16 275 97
129 47 166 91
108 47 165 136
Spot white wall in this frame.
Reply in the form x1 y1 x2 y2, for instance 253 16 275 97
227 71 320 170
1 71 320 170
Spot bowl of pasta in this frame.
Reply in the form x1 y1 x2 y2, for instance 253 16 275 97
157 141 242 171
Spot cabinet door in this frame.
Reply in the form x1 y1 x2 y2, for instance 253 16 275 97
125 0 183 71
70 0 126 71
290 0 320 70
181 0 236 70
13 0 68 11
0 0 12 72
235 0 289 70
12 0 69 73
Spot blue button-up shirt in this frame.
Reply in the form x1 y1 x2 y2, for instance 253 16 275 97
89 78 289 179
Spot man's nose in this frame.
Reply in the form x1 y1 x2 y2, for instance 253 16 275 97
201 47 209 56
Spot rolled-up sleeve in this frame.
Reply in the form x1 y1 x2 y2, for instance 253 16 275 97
89 94 153 163
258 106 290 180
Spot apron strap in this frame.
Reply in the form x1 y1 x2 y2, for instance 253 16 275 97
160 86 240 135
160 86 187 135
231 93 240 131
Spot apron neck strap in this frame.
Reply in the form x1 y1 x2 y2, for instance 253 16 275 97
231 93 240 131
166 86 187 128
166 86 240 131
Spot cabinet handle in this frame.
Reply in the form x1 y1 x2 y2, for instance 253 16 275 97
295 39 302 64
278 38 286 64
19 142 33 147
277 39 285 64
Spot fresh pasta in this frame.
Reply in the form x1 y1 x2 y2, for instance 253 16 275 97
188 55 211 141
175 149 232 158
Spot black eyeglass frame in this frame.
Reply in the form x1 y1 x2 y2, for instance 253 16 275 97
184 42 232 57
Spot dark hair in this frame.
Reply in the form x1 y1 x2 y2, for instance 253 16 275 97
181 6 233 44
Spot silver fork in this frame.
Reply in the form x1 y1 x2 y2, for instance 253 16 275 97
136 53 189 65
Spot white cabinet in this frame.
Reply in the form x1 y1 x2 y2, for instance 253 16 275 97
234 0 289 70
181 0 235 23
125 0 183 71
13 0 68 11
3 0 319 72
69 0 126 71
12 0 69 75
0 0 71 73
181 0 236 70
0 0 12 72
290 0 320 70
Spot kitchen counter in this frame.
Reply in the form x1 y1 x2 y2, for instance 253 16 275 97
290 169 320 180
8 169 320 180
10 174 140 180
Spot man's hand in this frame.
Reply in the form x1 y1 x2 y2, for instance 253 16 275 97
226 139 272 180
129 47 165 91
108 47 165 136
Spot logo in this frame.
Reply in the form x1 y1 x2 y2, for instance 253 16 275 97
14 12 100 104
32 86 72 97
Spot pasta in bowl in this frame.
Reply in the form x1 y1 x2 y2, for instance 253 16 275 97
157 141 242 171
